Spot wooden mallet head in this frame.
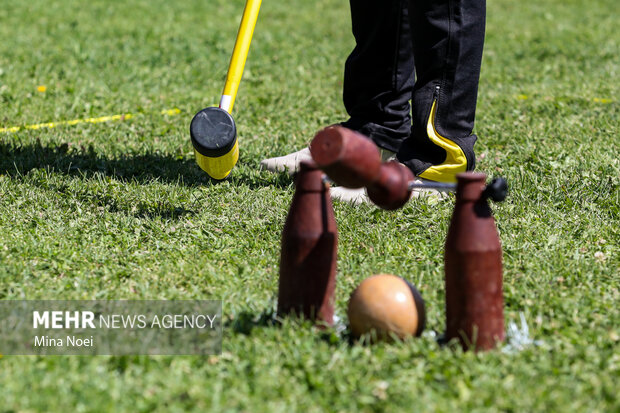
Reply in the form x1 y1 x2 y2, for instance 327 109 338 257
310 126 382 188
366 161 415 210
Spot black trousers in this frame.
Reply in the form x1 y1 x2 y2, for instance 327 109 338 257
341 0 486 181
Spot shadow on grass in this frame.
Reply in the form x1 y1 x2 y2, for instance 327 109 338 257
0 140 293 190
227 309 352 347
226 308 447 349
228 310 278 335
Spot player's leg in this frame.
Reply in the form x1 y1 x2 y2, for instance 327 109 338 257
260 0 414 173
397 0 486 183
341 0 415 154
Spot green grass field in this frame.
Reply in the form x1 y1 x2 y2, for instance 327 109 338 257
0 0 618 411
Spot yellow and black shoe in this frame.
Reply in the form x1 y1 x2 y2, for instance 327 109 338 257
397 99 477 184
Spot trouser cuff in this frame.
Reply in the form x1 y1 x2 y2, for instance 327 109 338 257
340 118 409 153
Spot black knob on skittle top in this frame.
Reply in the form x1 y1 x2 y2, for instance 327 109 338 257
483 178 508 202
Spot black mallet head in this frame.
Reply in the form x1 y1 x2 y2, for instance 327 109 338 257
190 107 238 180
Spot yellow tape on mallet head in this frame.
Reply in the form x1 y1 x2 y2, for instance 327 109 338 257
190 0 262 180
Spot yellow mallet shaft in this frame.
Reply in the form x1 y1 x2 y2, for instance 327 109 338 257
219 0 262 114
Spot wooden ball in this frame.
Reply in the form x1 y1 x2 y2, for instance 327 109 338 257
347 274 426 340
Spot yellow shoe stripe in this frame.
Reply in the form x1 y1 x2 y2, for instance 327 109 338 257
418 100 467 183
